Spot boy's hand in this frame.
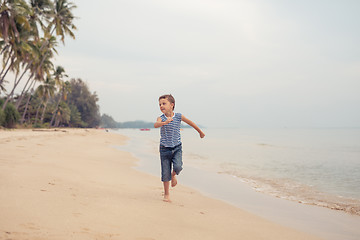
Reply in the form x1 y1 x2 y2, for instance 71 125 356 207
199 132 205 138
164 117 173 125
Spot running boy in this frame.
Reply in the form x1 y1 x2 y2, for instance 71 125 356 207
154 94 205 202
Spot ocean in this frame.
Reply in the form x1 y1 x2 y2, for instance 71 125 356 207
114 127 360 216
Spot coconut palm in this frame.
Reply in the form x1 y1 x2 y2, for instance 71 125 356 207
1 0 77 127
30 0 53 35
19 78 36 123
0 0 32 89
0 42 13 84
19 43 55 122
2 35 56 110
49 65 68 126
35 74 55 124
1 0 77 102
25 0 77 79
46 0 76 42
32 0 76 74
1 23 37 107
53 100 70 127
17 36 55 122
0 0 31 44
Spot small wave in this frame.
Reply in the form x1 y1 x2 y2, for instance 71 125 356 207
218 170 360 216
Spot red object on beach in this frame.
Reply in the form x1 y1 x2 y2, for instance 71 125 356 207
140 128 150 131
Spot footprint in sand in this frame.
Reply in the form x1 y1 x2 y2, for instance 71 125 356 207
21 223 40 230
72 213 81 218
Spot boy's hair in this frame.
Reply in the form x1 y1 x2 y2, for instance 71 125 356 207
159 94 175 110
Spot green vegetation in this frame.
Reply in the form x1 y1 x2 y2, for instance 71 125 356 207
0 0 101 128
100 114 118 129
3 102 20 128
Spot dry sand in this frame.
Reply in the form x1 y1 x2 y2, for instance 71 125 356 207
0 129 322 240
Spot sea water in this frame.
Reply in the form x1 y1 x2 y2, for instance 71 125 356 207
114 128 360 215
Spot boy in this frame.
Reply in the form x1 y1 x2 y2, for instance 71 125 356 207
154 94 205 202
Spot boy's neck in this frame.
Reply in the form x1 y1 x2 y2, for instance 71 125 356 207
164 111 174 118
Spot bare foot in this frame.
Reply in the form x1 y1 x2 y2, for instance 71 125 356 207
163 195 172 202
171 172 177 187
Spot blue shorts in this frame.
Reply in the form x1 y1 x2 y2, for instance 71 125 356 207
159 144 183 182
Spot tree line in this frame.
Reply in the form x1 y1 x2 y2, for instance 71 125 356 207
0 0 100 128
100 114 196 129
100 115 155 129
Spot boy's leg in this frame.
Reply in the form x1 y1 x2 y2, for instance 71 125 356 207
171 171 177 187
171 145 183 187
160 146 172 202
163 181 171 202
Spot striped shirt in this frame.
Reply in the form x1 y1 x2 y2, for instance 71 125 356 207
160 113 182 148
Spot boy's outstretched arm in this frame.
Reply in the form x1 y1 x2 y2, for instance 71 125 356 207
182 115 205 138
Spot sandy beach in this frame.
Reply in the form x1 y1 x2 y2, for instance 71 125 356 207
0 129 322 240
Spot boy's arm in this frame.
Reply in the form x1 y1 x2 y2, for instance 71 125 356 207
154 117 173 128
181 115 205 138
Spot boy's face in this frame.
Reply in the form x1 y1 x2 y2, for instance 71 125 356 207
159 98 174 114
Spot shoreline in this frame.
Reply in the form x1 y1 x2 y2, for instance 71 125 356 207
115 129 360 240
115 128 360 215
0 129 324 240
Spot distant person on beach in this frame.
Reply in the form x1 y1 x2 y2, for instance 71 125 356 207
154 94 205 202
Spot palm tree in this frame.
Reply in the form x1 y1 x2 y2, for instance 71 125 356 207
47 0 76 43
30 0 53 35
1 0 77 102
20 78 36 123
1 23 38 109
2 35 56 110
0 42 14 85
18 36 55 122
26 0 77 78
35 74 55 124
32 0 76 76
0 0 31 44
1 0 77 127
53 99 70 127
0 0 32 86
49 65 68 126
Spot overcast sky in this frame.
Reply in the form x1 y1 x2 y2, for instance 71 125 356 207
55 0 360 128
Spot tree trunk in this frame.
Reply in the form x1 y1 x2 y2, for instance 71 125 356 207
20 80 36 124
34 102 42 125
15 73 34 109
40 96 49 124
55 115 60 127
49 92 62 127
2 67 29 110
0 52 11 78
21 92 32 124
0 57 14 88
